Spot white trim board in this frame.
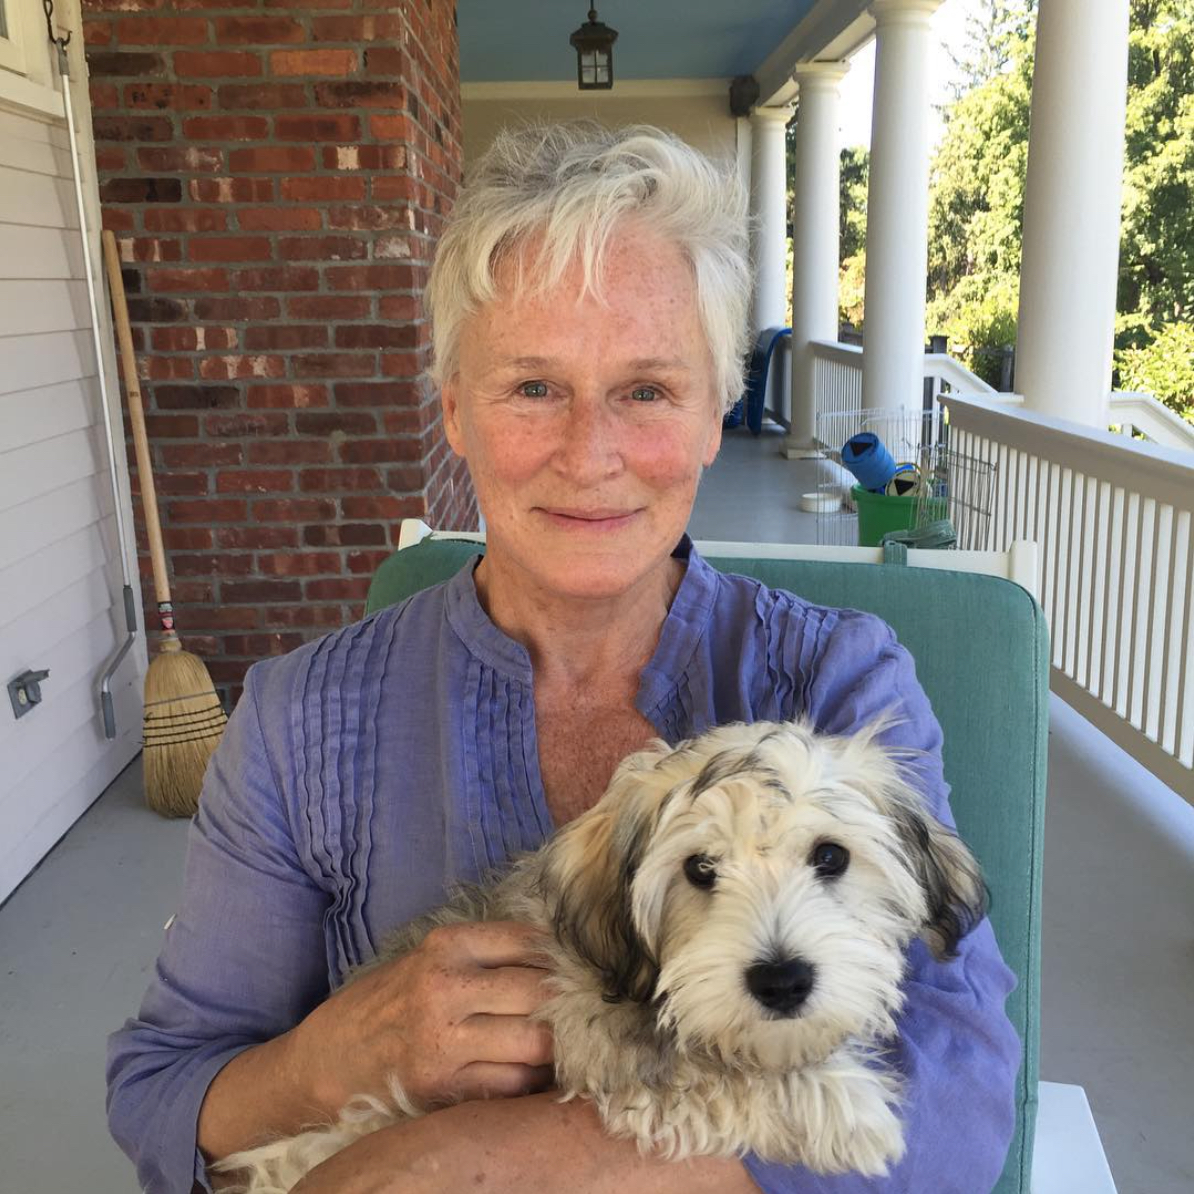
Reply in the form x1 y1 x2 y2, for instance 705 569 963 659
462 78 732 101
1032 1082 1117 1194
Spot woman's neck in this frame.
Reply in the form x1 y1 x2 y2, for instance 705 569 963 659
473 552 684 690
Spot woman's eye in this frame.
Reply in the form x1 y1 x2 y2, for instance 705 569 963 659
630 386 659 402
519 381 548 398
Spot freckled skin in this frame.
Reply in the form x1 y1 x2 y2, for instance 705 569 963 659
439 222 727 819
440 221 724 608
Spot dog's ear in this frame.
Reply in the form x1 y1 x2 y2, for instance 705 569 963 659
537 759 666 1004
896 809 989 960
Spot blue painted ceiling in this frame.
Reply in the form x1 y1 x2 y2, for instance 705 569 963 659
458 0 820 83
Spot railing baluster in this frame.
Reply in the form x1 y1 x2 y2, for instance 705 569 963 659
1173 513 1193 767
1125 493 1147 727
1140 500 1162 741
1074 471 1090 682
1112 488 1132 719
1156 506 1181 754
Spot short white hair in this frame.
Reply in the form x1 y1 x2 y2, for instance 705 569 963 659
426 122 751 414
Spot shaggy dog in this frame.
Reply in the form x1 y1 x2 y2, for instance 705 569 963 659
215 717 986 1192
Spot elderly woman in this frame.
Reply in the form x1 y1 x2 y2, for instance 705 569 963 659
107 124 1019 1194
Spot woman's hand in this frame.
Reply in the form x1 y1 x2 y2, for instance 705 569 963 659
287 920 557 1113
290 1094 758 1194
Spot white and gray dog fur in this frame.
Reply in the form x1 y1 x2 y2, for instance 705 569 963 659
216 716 986 1191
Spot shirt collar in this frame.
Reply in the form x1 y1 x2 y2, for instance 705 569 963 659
442 535 720 698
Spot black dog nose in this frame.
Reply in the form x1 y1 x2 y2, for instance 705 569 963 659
746 958 816 1015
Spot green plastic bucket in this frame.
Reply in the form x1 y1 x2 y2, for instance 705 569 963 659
851 484 944 547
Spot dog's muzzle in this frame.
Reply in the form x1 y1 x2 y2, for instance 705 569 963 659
745 957 817 1016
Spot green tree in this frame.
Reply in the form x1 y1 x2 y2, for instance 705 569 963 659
925 0 1194 417
1118 0 1194 338
838 146 869 328
925 1 1035 381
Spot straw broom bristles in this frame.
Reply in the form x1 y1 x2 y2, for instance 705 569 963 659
103 229 227 818
142 636 228 818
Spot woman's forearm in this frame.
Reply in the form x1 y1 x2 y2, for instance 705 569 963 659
197 1025 338 1181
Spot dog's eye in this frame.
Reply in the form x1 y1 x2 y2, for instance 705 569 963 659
811 842 850 879
683 854 717 889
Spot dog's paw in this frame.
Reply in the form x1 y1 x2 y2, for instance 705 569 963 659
788 1063 906 1176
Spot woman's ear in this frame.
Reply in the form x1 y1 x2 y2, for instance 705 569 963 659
702 398 723 467
702 416 723 467
442 375 466 457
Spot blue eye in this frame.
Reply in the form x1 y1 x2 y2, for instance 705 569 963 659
520 381 548 398
631 386 659 402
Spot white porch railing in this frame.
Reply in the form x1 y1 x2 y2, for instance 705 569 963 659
1109 391 1194 453
942 394 1194 799
808 339 1019 436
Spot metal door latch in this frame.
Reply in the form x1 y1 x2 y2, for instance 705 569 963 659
8 669 50 720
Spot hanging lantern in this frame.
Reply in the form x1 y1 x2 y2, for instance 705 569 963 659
570 6 618 91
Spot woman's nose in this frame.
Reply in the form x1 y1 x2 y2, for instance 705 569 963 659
552 396 622 484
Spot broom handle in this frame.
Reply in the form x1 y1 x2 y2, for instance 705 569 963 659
102 231 177 641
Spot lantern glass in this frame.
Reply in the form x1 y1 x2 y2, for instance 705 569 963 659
570 7 616 91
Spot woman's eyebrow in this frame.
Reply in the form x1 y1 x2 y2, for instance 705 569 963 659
491 355 692 373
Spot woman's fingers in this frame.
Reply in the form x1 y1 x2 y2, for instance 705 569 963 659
460 1012 555 1067
449 1061 556 1102
461 963 556 1016
429 920 552 969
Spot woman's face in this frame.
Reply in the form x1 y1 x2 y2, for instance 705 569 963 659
442 222 723 603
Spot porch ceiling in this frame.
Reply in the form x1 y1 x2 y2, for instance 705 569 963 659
458 0 822 84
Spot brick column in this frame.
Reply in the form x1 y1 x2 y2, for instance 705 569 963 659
82 0 473 701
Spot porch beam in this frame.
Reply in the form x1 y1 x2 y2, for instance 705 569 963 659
860 0 941 411
786 62 849 459
1015 0 1131 427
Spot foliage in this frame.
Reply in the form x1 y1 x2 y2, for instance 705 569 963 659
1114 320 1194 417
837 147 869 328
1118 0 1194 337
839 146 869 265
926 273 1020 388
786 127 870 327
921 0 1194 417
925 1 1035 357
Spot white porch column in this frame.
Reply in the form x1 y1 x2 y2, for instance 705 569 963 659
786 62 849 459
749 106 792 338
861 0 940 412
1016 0 1130 426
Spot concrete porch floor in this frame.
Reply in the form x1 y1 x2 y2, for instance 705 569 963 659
2 426 1192 1192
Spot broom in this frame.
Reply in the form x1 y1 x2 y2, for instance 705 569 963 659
102 230 227 817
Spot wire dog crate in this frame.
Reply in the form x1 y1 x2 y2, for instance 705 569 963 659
814 406 996 550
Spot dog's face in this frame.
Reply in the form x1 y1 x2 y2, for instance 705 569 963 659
543 719 985 1072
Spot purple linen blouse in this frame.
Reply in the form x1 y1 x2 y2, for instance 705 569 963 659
107 540 1019 1194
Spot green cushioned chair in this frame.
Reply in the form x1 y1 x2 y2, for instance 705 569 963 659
367 531 1049 1194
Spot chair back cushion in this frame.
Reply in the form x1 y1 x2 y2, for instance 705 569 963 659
366 540 1048 1194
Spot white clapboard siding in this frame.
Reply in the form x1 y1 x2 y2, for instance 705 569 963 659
0 111 73 176
0 426 102 510
0 609 128 761
0 379 95 452
0 477 106 578
0 80 144 907
0 164 77 229
0 566 116 680
0 280 91 337
0 223 87 279
0 523 112 624
0 328 95 396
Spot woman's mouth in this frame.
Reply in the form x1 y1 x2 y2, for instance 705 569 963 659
537 507 641 531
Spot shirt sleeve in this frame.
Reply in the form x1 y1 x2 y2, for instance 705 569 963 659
741 608 1021 1194
106 658 332 1194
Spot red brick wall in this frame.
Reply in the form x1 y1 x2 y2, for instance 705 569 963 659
83 0 474 701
